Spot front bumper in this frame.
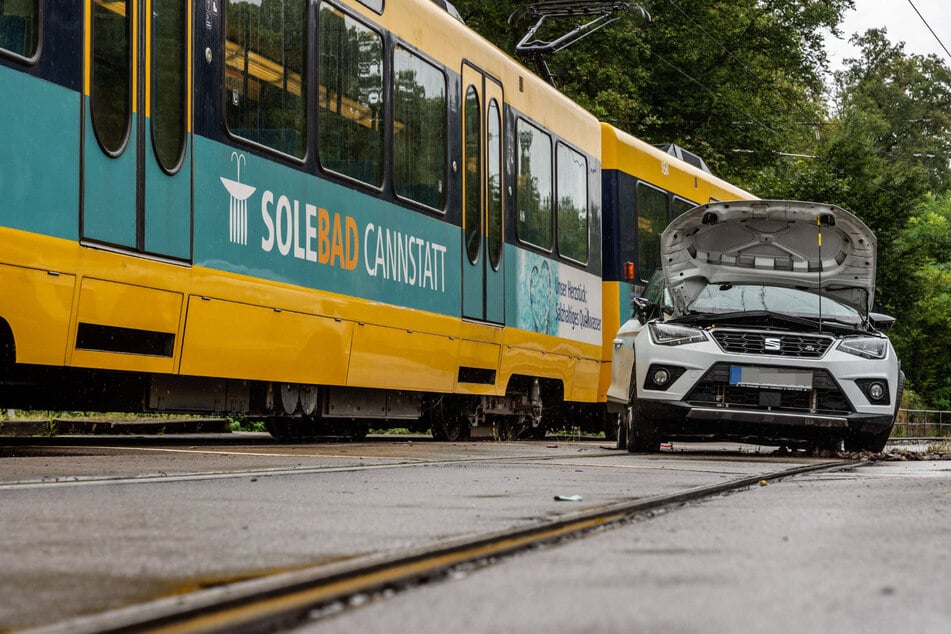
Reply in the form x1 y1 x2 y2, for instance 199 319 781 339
637 399 894 443
633 326 900 443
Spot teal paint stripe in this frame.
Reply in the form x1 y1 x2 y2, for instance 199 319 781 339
144 119 192 260
82 96 137 248
0 66 80 240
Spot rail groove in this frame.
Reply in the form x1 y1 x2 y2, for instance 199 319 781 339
26 460 854 634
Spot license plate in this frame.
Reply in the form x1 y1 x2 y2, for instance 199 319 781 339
729 366 813 391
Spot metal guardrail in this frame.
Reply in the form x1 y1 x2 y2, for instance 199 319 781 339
893 409 951 438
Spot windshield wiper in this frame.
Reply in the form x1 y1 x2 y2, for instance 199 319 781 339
678 310 851 331
806 315 863 330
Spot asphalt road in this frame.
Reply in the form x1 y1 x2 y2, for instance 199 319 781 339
295 458 951 634
0 436 947 632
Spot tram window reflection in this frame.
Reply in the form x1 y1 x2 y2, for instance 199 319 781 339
318 3 384 185
393 46 447 209
0 0 38 59
225 0 306 158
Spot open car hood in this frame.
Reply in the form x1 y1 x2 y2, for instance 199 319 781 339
662 200 877 315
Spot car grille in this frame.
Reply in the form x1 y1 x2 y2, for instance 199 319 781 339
685 363 852 414
710 329 833 358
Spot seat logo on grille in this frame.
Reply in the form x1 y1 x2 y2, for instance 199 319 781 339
764 337 782 352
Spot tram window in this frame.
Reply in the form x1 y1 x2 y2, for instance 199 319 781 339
636 183 668 281
151 0 187 172
673 196 696 218
225 0 306 158
463 85 481 263
487 98 502 269
393 46 447 209
0 0 38 58
318 4 383 185
91 0 131 155
516 119 552 250
556 143 588 263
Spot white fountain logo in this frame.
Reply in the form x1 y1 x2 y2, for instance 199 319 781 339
220 152 256 245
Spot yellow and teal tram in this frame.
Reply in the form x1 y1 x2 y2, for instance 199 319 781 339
0 0 751 439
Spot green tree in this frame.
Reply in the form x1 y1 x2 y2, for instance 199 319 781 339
891 193 951 408
783 32 951 318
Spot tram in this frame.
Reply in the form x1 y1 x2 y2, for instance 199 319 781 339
0 0 751 439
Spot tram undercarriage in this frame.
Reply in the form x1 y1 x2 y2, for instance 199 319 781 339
0 358 601 440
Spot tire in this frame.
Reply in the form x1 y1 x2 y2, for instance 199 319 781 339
626 406 661 453
620 371 660 453
844 427 891 453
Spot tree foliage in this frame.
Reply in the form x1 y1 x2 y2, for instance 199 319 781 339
891 193 951 409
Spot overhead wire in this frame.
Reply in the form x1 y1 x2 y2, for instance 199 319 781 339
905 0 951 61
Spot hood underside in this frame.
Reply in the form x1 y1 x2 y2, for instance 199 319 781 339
662 200 878 315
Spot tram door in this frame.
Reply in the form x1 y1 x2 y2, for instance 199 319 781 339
461 64 504 323
81 0 191 260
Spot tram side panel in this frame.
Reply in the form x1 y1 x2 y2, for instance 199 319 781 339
0 0 83 371
187 0 465 397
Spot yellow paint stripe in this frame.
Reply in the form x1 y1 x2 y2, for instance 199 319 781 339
132 0 138 114
84 0 90 95
145 0 150 118
188 0 193 133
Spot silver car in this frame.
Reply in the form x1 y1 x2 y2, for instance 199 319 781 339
607 200 903 453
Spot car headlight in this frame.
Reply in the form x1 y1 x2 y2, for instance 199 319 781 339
649 322 707 346
838 336 888 359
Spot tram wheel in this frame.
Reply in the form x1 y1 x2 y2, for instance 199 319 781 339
494 418 515 441
439 413 470 441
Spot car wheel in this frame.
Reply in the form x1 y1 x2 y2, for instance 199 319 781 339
623 375 660 453
626 408 661 453
844 427 891 453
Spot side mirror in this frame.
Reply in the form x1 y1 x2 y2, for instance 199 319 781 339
869 312 895 331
